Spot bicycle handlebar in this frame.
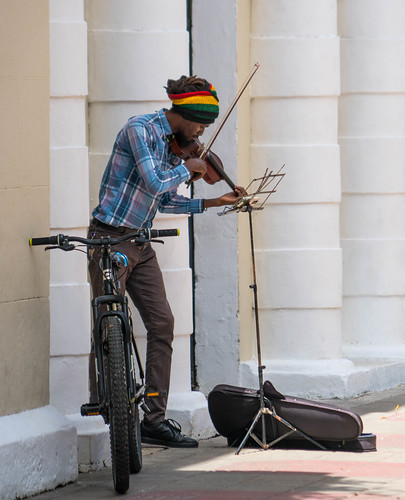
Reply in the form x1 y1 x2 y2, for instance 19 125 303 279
29 228 180 248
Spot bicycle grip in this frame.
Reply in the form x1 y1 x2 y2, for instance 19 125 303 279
149 229 180 238
29 236 59 246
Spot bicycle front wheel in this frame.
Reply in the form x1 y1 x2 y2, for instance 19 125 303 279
128 400 142 473
106 316 130 494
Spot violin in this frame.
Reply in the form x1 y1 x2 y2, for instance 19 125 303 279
169 136 236 190
169 62 260 193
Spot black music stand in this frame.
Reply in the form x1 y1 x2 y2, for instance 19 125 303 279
219 166 326 454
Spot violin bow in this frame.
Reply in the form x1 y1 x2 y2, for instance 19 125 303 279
199 62 260 159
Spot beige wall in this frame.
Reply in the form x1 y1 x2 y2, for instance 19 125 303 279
0 0 50 416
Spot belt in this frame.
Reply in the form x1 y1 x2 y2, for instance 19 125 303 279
91 218 138 235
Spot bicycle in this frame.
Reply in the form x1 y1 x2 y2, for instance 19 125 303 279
29 227 179 494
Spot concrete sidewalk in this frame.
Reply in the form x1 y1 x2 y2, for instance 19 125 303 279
33 385 405 499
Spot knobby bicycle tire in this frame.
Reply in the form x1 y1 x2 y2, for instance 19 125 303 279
106 316 130 494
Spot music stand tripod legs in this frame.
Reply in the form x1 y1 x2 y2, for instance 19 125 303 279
235 204 326 455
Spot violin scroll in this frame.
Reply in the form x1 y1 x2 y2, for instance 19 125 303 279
169 137 235 190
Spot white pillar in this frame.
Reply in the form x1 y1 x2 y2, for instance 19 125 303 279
191 0 241 394
86 0 213 438
241 0 352 398
49 0 102 470
339 0 405 361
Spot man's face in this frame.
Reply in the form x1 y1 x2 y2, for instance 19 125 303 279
176 118 210 148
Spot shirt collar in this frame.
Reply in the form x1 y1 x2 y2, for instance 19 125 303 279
157 108 173 139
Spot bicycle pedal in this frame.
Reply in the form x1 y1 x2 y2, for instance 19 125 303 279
81 403 101 417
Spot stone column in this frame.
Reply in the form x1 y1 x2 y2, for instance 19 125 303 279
242 0 348 398
191 0 241 394
86 0 213 438
339 0 405 364
49 0 102 470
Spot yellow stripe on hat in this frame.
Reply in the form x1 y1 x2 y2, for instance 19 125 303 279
171 94 219 107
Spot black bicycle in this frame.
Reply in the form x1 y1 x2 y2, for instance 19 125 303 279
29 228 179 494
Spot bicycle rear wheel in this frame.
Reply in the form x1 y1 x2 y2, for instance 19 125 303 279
106 316 130 494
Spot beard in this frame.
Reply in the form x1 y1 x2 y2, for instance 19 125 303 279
175 130 194 149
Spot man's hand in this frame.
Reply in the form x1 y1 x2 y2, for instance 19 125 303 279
203 185 247 209
184 158 207 182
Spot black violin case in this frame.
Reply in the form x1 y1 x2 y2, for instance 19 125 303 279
208 381 376 452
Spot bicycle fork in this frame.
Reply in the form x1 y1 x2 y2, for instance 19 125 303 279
80 295 147 421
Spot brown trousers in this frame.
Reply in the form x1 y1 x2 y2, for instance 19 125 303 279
87 220 174 424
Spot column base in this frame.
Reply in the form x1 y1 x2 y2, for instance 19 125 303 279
343 343 405 359
0 406 77 500
66 413 110 472
240 357 405 399
166 391 216 439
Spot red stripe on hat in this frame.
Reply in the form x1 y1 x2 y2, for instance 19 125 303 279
168 90 213 100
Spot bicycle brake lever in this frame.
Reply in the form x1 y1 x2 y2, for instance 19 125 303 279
45 243 75 251
132 237 148 246
62 244 76 251
132 237 164 246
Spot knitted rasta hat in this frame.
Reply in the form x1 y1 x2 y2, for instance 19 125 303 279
167 81 219 124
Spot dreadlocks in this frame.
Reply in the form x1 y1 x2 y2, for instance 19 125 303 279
165 75 211 94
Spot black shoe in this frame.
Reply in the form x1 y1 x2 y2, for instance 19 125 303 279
141 419 199 448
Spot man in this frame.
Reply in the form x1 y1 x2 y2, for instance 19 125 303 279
88 75 244 448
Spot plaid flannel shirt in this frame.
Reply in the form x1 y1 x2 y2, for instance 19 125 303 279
92 108 204 228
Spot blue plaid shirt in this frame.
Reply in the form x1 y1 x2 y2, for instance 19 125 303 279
92 108 204 228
